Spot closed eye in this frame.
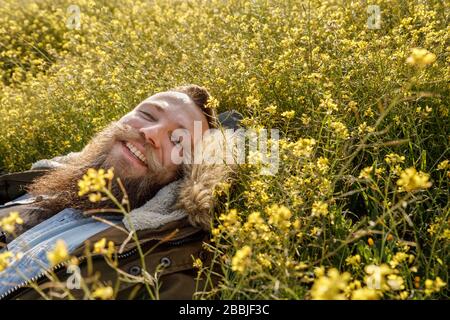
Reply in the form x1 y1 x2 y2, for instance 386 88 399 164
140 110 156 121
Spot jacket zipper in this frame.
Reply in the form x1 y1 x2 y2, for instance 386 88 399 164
0 246 138 300
0 232 202 300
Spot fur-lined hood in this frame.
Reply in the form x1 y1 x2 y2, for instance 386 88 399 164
31 128 236 232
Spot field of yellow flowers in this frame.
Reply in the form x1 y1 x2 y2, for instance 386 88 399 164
0 0 448 299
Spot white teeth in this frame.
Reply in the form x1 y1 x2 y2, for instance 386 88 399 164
125 142 147 164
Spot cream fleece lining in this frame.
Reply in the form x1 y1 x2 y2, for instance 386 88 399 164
31 155 187 232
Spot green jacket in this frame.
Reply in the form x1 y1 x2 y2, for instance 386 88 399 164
0 169 218 300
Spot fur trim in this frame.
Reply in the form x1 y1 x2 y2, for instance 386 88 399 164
173 129 236 230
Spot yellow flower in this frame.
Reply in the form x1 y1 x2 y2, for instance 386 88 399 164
219 209 241 228
345 254 361 268
91 286 114 300
357 122 375 135
301 113 311 125
281 110 295 119
231 245 252 274
351 287 380 300
424 277 446 296
47 239 69 266
245 95 260 108
437 160 449 171
206 96 219 109
389 252 411 268
93 238 115 259
256 253 272 269
406 48 436 67
193 258 203 269
316 157 329 174
312 201 328 217
266 204 292 230
314 266 325 277
93 238 107 254
242 211 271 241
319 95 338 114
78 168 114 197
106 241 115 259
329 121 349 139
311 268 351 300
359 166 373 180
385 153 405 166
396 167 432 192
292 138 316 157
397 291 409 300
0 251 14 272
310 226 322 237
104 168 114 180
88 192 102 202
0 211 23 233
364 107 374 118
264 104 277 114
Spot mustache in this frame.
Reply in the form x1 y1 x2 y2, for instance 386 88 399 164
109 122 166 174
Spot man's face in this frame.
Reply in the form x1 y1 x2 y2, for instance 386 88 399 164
110 91 209 184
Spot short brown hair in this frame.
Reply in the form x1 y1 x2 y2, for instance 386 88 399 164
170 84 218 129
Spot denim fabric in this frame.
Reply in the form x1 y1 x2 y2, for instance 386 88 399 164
0 198 121 296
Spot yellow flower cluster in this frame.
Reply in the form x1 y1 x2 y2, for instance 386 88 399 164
437 160 450 178
311 268 351 300
406 48 436 68
78 168 114 200
265 204 292 230
329 121 350 140
0 251 14 272
385 153 406 166
91 286 114 300
242 211 271 241
231 245 252 274
291 138 316 158
93 238 115 259
396 167 432 192
47 239 69 267
345 254 361 268
424 277 446 296
0 211 23 234
311 201 328 217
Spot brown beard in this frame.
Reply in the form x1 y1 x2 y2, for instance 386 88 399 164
26 122 179 216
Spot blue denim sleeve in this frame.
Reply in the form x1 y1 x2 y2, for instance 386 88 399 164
0 207 122 297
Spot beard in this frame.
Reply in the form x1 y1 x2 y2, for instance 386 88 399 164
26 121 179 216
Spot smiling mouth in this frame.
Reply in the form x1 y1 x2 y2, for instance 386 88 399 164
122 141 148 166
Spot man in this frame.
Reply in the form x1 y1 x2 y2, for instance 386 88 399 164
0 84 240 299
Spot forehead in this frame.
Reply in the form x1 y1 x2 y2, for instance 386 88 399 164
147 91 192 107
140 91 208 130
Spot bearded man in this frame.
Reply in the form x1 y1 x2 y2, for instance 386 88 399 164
0 84 241 300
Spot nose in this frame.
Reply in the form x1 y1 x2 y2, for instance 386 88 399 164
139 125 162 149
